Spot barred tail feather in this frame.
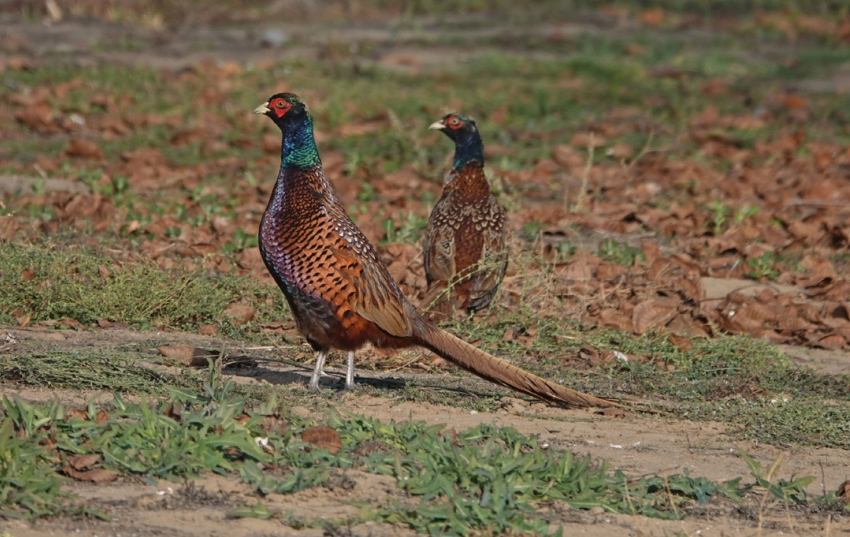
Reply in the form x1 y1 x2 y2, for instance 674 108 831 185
411 318 622 408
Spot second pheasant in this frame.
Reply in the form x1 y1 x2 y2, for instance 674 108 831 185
423 113 508 318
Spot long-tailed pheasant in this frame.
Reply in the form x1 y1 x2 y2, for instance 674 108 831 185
254 92 615 408
423 113 507 317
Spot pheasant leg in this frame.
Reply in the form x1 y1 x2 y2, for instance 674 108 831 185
345 351 355 389
309 351 328 390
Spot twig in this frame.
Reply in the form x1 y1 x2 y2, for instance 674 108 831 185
385 355 425 373
572 132 595 213
625 128 655 172
663 475 680 519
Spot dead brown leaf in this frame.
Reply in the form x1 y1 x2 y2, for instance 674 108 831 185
16 312 31 327
199 323 219 336
15 101 58 132
62 466 119 483
64 408 88 420
67 453 102 471
65 137 105 159
301 426 342 454
158 344 219 366
667 333 693 350
223 302 255 324
632 297 679 334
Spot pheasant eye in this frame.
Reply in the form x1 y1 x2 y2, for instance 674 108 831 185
274 100 287 108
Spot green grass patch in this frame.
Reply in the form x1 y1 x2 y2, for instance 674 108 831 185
0 419 70 519
0 375 803 531
0 240 290 338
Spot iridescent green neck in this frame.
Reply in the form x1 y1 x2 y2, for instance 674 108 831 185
281 114 321 169
453 133 484 170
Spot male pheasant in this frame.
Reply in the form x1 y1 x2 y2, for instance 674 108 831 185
423 113 507 316
254 92 615 408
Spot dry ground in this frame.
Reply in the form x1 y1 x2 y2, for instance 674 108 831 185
2 326 849 536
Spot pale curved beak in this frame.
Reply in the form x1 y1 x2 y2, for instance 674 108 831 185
428 120 445 130
253 102 271 115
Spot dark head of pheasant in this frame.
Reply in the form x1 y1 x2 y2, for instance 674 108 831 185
429 113 484 169
254 92 321 169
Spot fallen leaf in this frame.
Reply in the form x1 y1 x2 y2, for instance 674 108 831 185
199 323 219 336
158 343 194 362
667 333 693 350
65 408 88 420
158 344 219 366
164 401 182 421
16 312 31 327
15 101 57 132
301 426 341 454
65 137 105 159
67 453 102 471
813 332 846 350
224 302 255 324
632 297 679 334
62 466 119 483
639 7 665 25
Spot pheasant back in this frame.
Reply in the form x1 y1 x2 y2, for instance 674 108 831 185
424 163 507 312
259 165 414 353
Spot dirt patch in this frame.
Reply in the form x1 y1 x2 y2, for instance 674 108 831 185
3 390 848 536
2 327 849 536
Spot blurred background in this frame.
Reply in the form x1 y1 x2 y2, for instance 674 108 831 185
1 0 850 346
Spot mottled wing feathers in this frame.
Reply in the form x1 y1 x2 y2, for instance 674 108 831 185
423 225 456 282
331 245 412 337
466 219 508 311
424 165 508 314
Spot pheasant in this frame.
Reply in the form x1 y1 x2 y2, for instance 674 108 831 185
254 92 616 408
423 113 507 317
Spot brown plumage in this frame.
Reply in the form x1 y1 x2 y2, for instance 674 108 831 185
423 113 507 317
254 92 617 408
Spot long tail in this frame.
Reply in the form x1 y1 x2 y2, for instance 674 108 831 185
410 316 623 409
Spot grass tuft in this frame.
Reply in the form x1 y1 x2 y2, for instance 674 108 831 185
0 240 290 338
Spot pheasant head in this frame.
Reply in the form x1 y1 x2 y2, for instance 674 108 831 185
429 113 484 168
254 92 320 168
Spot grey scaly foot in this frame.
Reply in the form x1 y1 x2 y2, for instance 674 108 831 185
344 351 356 390
309 351 327 391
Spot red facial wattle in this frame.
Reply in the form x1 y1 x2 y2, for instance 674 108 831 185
270 98 291 117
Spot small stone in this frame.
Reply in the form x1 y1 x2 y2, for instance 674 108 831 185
259 29 288 48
